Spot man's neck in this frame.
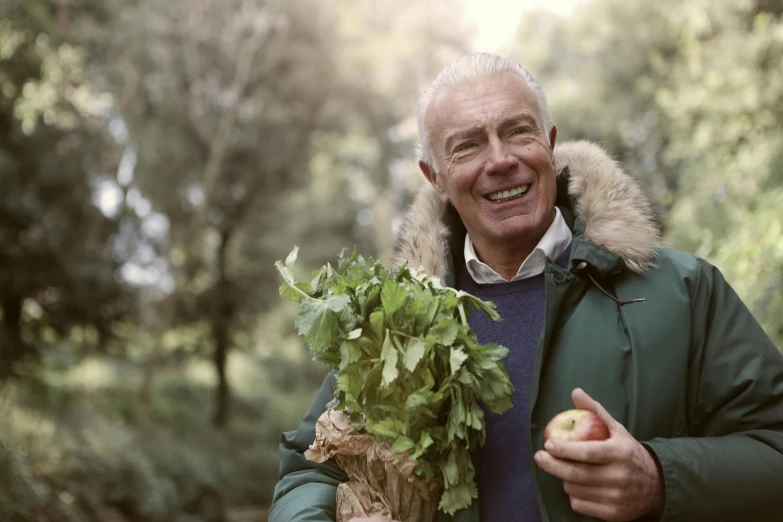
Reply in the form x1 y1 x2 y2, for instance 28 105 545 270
468 211 557 281
472 240 538 281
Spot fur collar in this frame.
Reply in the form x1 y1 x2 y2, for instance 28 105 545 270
390 140 660 280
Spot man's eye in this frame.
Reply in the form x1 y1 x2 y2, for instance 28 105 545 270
454 142 476 153
510 127 531 136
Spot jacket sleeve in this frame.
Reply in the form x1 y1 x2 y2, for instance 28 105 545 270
269 371 348 522
643 259 783 521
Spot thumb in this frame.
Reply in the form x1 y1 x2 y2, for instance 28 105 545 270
571 388 618 431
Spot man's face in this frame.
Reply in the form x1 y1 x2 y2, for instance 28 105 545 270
421 73 558 253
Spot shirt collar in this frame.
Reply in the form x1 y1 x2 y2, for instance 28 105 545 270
464 207 573 284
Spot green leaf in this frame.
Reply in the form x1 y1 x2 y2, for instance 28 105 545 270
381 278 408 317
483 343 509 361
325 293 351 312
412 431 435 460
404 338 427 372
283 246 299 272
278 281 311 303
366 417 400 439
337 247 360 273
393 435 416 453
426 298 440 329
419 431 434 451
449 348 468 375
380 331 398 387
404 390 430 410
487 395 513 415
360 285 381 317
363 364 384 400
468 402 484 430
451 288 501 322
420 368 436 389
275 247 311 303
336 369 363 399
442 450 459 487
369 310 385 341
338 308 359 337
449 387 466 427
294 298 337 353
430 318 459 346
310 266 328 295
416 459 435 480
339 340 362 369
346 328 362 340
439 482 477 515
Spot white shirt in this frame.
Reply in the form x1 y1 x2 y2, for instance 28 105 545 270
464 207 573 283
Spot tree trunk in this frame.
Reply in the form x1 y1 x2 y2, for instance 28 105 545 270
211 229 234 428
134 329 163 430
133 287 168 430
0 294 26 379
212 318 230 428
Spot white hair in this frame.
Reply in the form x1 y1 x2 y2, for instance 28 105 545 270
417 52 555 168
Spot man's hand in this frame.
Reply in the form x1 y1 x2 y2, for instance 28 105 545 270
347 517 400 522
534 388 664 521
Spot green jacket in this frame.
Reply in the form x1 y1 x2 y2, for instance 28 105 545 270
269 141 783 522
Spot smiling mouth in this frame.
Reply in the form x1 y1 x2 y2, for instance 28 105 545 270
484 184 531 202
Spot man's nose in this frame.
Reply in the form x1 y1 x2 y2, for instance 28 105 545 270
484 137 518 175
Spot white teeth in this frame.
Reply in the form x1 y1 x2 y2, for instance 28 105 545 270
487 184 530 202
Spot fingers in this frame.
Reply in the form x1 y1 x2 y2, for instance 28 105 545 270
571 388 617 430
544 437 631 465
534 450 616 485
563 482 615 503
567 496 627 522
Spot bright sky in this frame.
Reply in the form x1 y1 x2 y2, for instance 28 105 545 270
463 0 586 51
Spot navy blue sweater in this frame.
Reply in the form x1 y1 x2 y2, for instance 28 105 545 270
457 246 570 522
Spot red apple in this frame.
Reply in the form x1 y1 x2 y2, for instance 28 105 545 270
544 409 610 442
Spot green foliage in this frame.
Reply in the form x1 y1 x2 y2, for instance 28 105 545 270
656 0 783 345
0 372 304 521
92 0 355 317
0 1 133 373
277 247 514 514
0 443 47 522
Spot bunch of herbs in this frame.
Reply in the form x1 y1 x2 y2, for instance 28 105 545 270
275 247 514 515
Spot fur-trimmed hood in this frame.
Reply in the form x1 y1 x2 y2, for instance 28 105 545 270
390 140 661 281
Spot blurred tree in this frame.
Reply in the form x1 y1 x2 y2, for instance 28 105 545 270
0 1 132 378
83 0 350 426
659 0 783 346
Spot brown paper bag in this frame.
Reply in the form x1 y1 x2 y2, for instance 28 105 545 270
305 409 441 522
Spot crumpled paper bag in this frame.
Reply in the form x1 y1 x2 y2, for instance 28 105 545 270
305 409 441 522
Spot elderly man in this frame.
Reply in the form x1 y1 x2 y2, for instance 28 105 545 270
269 53 783 522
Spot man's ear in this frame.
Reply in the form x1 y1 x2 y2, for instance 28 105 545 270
419 160 449 204
549 125 558 150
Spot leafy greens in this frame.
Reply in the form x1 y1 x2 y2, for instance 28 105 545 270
275 246 514 515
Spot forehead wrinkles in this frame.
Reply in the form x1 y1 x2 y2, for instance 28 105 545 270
454 87 533 125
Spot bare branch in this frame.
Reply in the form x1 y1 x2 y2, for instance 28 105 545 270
180 5 213 145
191 17 271 232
